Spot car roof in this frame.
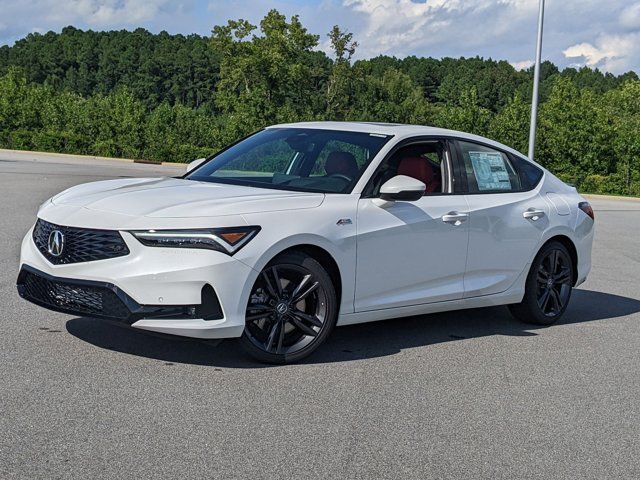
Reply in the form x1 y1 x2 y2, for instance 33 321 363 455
267 121 531 162
269 120 456 136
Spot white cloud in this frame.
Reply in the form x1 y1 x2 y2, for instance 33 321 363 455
563 43 609 66
0 0 180 42
511 59 534 71
35 0 172 27
561 0 640 73
339 0 638 73
564 33 640 74
341 0 540 57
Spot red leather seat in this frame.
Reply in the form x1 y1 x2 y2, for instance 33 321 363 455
397 156 441 194
325 151 359 179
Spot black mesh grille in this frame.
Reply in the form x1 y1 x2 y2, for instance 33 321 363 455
20 270 130 319
33 219 129 265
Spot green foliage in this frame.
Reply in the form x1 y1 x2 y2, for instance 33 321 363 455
535 77 617 186
348 68 432 124
210 10 324 135
432 87 492 136
0 27 219 111
0 67 215 161
488 93 530 154
0 13 639 195
325 26 358 120
601 81 640 195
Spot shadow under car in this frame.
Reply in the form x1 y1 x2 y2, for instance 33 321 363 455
65 289 640 368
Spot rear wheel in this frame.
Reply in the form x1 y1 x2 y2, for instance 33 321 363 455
509 241 574 326
239 252 338 364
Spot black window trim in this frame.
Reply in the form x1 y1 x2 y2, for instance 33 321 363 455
451 137 543 195
361 135 464 198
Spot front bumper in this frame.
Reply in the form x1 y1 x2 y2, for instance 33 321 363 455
17 265 223 324
18 226 256 339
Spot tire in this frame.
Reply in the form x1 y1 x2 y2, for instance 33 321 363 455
509 241 574 326
239 252 338 364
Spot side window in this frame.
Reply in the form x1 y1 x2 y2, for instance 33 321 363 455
458 141 521 193
510 155 543 190
367 141 447 196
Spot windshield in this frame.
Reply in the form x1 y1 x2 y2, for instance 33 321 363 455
186 128 392 193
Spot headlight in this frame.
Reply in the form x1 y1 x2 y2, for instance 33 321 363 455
130 226 261 255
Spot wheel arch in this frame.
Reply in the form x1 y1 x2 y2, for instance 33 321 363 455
540 234 579 286
270 244 343 307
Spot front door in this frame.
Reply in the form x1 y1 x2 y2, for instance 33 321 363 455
354 139 470 312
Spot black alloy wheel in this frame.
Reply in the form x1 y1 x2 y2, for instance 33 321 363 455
240 252 338 363
509 241 574 326
536 248 573 317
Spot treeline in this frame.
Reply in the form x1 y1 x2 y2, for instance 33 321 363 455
0 26 220 110
0 11 639 195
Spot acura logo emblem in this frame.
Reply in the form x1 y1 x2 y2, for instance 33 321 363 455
276 302 289 315
47 230 65 257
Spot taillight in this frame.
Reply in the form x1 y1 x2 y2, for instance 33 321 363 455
578 201 594 220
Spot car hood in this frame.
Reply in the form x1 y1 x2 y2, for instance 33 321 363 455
50 177 325 218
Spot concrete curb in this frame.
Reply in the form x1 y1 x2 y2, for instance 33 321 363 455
0 148 135 163
583 193 640 202
161 161 188 167
0 148 187 167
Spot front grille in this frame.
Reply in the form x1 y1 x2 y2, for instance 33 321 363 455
33 219 129 265
17 266 223 323
19 269 130 319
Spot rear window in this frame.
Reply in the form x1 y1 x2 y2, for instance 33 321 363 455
510 155 544 190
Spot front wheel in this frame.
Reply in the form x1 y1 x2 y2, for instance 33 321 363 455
239 252 338 364
509 241 574 326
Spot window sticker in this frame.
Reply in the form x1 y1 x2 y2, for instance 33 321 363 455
468 151 512 191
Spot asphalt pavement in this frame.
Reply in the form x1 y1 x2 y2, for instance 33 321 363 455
1 151 639 479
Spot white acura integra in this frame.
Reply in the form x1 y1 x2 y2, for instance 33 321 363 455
18 122 594 363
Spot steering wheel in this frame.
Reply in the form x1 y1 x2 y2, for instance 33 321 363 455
328 173 353 183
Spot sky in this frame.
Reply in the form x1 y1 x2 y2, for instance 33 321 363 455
0 0 639 74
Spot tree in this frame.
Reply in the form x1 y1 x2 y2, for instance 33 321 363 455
432 87 492 136
488 93 530 154
0 27 220 110
602 81 640 195
326 26 358 119
537 77 613 179
211 10 324 139
349 68 432 124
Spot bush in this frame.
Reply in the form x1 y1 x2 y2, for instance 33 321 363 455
91 140 119 158
5 129 35 150
580 174 609 194
174 144 214 163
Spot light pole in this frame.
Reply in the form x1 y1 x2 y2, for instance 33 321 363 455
528 0 545 160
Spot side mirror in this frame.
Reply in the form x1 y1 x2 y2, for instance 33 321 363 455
186 158 206 173
378 175 425 202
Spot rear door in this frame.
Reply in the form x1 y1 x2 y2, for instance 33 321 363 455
454 140 548 298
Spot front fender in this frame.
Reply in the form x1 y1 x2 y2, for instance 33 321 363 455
237 198 359 315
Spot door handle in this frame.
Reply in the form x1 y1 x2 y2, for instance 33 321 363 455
442 211 469 225
523 209 546 221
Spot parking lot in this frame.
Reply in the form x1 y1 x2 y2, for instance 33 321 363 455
1 151 640 479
